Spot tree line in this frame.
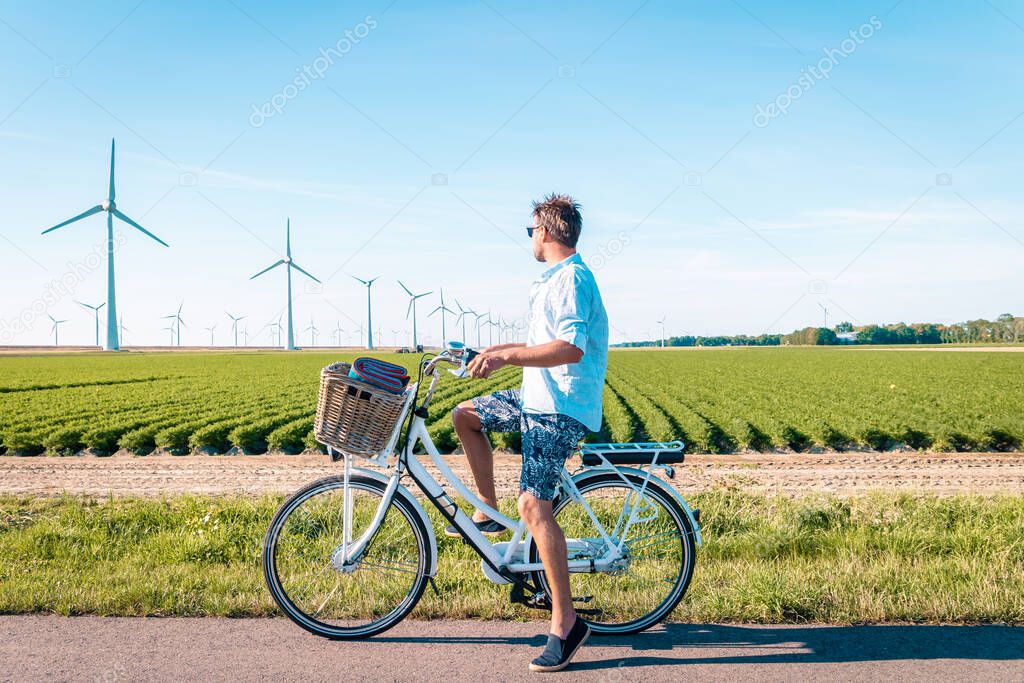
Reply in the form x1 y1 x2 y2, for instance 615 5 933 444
616 314 1023 347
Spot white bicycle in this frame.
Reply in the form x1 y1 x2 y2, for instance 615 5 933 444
262 343 702 639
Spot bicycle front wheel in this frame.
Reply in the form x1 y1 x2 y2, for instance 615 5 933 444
263 474 432 639
530 471 697 635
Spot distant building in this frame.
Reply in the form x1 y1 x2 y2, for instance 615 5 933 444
837 331 858 344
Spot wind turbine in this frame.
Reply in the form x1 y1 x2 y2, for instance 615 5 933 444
75 300 105 346
305 318 318 346
204 323 217 346
118 315 129 346
398 281 432 350
454 300 474 345
332 321 345 347
271 315 283 346
429 288 455 344
657 316 667 348
250 219 320 350
472 310 488 347
41 139 168 351
241 326 249 347
819 303 829 329
162 325 175 346
47 314 67 346
162 303 185 346
226 312 246 347
484 310 498 346
351 276 379 349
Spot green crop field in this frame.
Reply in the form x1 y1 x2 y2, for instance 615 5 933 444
0 348 1021 456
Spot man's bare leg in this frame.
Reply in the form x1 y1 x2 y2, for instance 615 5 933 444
452 400 498 521
518 492 575 638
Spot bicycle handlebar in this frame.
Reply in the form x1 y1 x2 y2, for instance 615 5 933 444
423 341 479 378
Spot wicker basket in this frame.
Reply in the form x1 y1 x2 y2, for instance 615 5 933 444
314 362 409 460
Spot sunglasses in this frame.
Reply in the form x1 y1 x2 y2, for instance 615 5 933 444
526 225 544 238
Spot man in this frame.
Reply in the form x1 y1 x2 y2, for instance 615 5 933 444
450 193 609 672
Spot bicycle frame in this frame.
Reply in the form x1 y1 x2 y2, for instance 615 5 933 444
333 353 694 584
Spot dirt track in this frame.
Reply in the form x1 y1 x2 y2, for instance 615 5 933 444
1 450 1022 498
2 616 1021 682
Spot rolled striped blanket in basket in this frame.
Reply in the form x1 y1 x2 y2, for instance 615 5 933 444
348 357 410 393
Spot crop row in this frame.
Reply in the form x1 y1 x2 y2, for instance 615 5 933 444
1 348 1022 456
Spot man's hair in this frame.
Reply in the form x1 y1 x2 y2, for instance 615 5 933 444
532 193 582 248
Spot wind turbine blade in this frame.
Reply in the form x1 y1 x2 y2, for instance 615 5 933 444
108 138 116 202
368 276 380 284
42 205 104 234
111 209 169 247
350 274 368 285
97 303 105 310
417 291 433 299
250 259 286 279
289 261 320 283
429 305 442 316
406 300 414 319
398 280 413 297
286 218 291 258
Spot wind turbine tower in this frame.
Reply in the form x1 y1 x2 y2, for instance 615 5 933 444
429 288 455 344
42 139 168 351
351 276 379 349
226 312 246 347
305 318 318 346
76 301 105 346
398 280 432 349
48 314 67 346
250 219 320 350
454 300 474 345
162 303 185 346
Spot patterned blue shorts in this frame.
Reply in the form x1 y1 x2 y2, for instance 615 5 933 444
470 389 589 500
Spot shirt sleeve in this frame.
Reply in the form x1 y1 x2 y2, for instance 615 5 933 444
552 269 590 354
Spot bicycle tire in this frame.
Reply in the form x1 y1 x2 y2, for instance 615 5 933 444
263 474 432 639
528 470 697 635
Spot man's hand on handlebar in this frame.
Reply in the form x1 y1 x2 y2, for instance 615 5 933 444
467 349 508 379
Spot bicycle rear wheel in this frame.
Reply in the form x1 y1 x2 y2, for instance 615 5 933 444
530 471 697 634
263 474 431 639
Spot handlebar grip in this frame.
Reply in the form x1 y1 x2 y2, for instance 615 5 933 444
464 348 479 363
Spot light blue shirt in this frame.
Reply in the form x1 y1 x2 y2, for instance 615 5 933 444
521 252 609 432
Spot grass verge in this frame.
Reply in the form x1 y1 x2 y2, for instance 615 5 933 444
1 491 1022 623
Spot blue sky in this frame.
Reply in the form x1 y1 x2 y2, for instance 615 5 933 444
1 0 1022 346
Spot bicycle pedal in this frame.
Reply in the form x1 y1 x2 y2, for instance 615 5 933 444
572 595 593 604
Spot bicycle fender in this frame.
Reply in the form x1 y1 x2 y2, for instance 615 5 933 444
350 465 439 576
570 467 703 547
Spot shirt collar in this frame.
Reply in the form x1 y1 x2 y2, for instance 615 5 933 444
536 252 582 283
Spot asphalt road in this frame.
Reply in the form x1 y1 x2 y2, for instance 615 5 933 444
2 617 1022 682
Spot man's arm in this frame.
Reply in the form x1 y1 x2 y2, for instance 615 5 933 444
468 340 581 378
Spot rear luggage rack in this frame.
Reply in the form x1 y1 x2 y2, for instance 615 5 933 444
579 440 685 467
